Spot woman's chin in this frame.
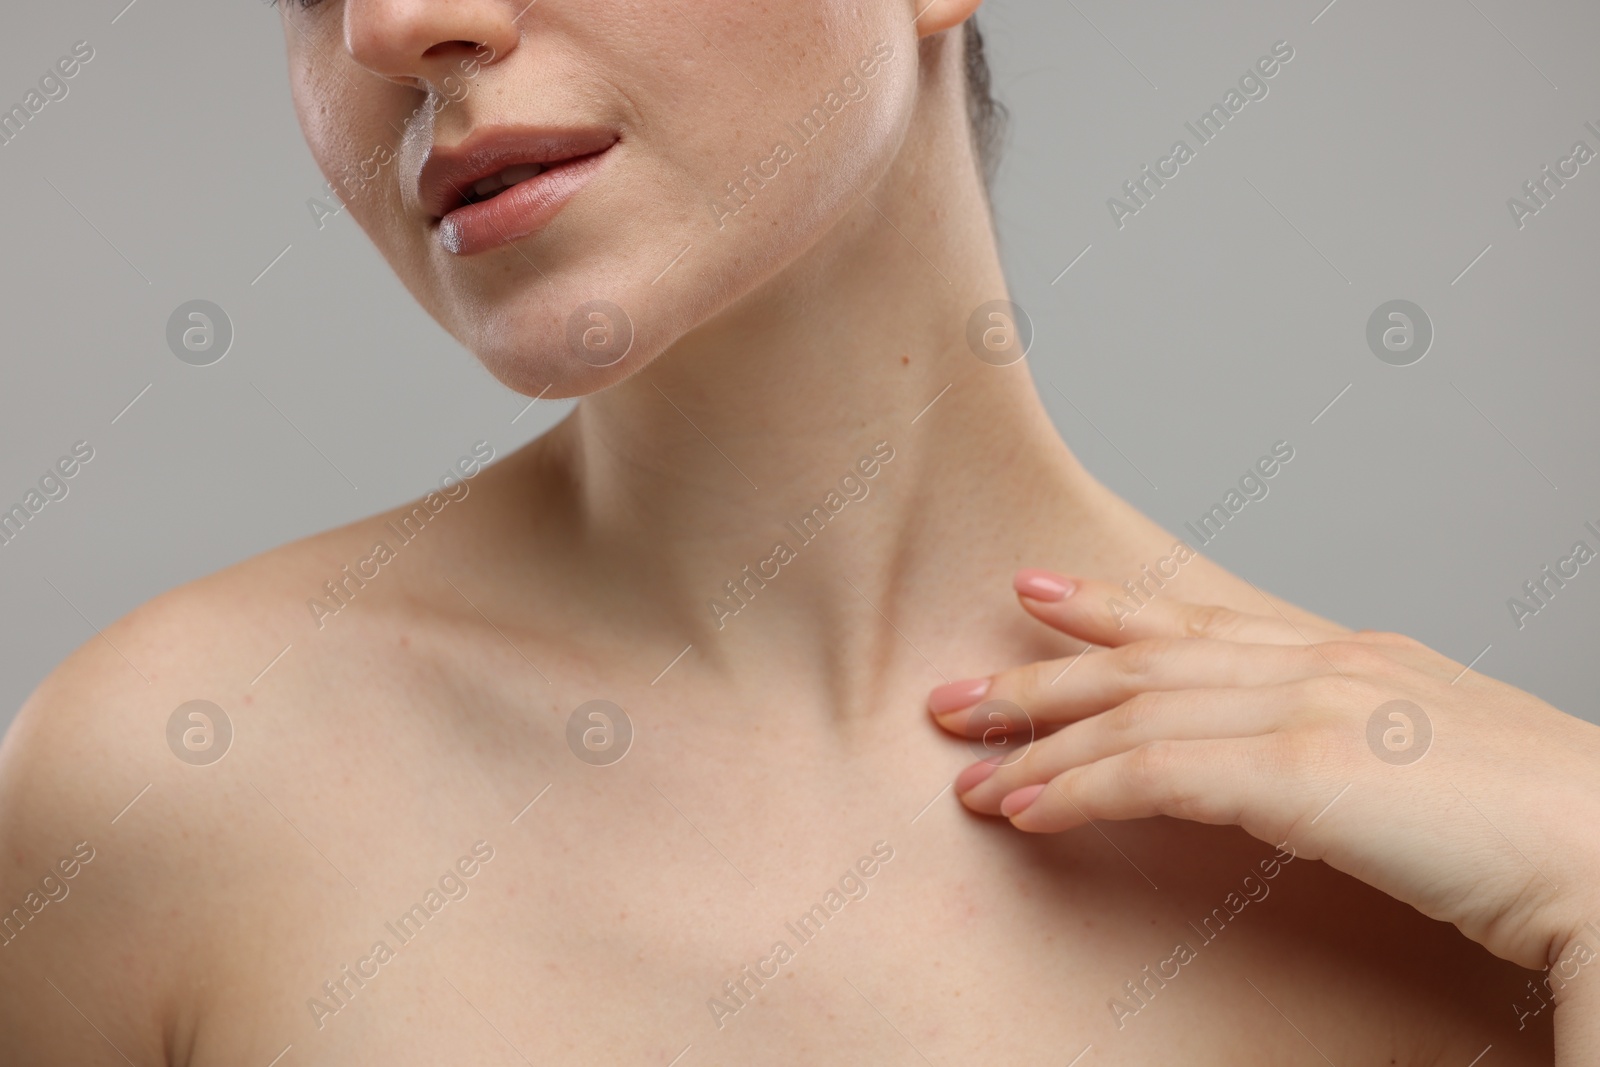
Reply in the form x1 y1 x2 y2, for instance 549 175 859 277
435 284 657 399
475 336 655 401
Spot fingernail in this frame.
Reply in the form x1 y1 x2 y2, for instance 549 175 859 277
1014 569 1075 602
1000 784 1046 817
954 759 1000 793
928 677 991 716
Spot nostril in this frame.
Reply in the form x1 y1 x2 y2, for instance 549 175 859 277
422 40 483 59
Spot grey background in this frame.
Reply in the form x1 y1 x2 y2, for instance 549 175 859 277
3 0 1597 734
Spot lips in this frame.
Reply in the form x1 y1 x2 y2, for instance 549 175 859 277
417 127 619 256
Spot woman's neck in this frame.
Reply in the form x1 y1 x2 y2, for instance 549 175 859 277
519 61 1114 710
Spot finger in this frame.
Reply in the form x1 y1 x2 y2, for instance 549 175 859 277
929 639 1323 736
955 686 1288 815
998 734 1292 835
1012 569 1346 649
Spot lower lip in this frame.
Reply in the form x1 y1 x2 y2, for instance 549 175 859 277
436 147 613 256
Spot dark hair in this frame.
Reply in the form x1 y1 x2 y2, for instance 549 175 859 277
962 17 1007 194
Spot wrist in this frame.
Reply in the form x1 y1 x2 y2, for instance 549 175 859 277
1547 917 1600 1008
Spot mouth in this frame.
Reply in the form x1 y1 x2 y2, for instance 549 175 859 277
452 161 558 210
418 127 620 255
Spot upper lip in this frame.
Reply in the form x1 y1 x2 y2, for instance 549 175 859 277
416 126 620 219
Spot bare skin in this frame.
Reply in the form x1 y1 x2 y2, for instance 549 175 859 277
0 425 1554 1065
0 0 1569 1062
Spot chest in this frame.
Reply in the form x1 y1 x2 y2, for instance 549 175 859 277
192 710 1476 1067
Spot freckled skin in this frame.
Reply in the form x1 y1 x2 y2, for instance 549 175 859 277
0 1 1559 1064
285 0 919 402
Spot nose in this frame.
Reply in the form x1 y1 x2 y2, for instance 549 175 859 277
344 0 523 89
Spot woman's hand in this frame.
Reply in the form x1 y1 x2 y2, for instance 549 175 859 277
928 569 1600 975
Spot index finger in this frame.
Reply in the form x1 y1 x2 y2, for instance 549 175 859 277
1012 569 1346 648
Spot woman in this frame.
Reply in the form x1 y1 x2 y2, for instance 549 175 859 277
1 0 1596 1062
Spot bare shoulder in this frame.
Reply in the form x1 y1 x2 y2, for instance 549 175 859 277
0 479 502 1063
1079 477 1347 634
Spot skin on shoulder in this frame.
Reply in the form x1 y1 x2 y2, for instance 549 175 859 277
0 0 1583 1060
0 484 522 1061
0 447 1557 1066
0 568 282 1062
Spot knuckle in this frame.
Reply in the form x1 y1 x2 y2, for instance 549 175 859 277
1185 603 1240 640
1104 691 1161 734
1123 741 1204 818
1112 641 1166 681
1008 660 1050 700
1317 640 1394 676
993 662 1052 718
1262 727 1322 775
1123 738 1175 785
1298 672 1388 720
1355 629 1425 652
1299 671 1363 704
